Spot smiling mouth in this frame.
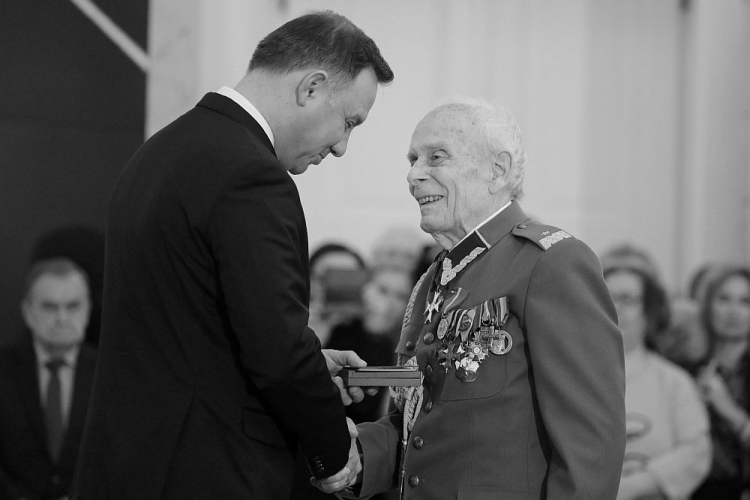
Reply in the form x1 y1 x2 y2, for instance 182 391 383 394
417 195 443 206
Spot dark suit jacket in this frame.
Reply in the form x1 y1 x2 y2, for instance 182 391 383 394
71 93 350 500
0 337 96 500
355 202 626 499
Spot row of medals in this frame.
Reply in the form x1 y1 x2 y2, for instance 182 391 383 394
428 296 512 383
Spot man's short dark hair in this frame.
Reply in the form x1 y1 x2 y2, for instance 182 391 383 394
23 257 90 302
249 10 394 87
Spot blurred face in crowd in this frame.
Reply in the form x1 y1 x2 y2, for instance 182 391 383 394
23 271 91 355
311 251 363 282
606 269 647 354
407 109 507 246
710 273 750 341
362 268 413 336
310 249 365 322
280 68 379 174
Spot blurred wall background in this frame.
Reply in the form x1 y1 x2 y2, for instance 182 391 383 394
1 0 748 345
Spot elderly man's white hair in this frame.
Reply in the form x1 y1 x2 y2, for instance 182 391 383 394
428 98 526 200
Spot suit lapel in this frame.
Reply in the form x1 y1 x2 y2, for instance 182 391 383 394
15 337 49 455
196 92 276 155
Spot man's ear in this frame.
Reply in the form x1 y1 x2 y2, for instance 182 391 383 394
489 151 512 194
295 70 330 107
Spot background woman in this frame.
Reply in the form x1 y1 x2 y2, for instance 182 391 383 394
603 266 711 500
693 266 750 499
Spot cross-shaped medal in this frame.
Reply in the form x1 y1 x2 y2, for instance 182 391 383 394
424 290 444 324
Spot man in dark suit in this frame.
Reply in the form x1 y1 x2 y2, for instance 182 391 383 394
317 101 626 499
71 10 393 500
0 258 96 500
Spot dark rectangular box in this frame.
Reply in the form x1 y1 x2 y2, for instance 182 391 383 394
340 366 422 387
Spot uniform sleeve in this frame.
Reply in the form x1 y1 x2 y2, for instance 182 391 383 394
647 370 712 498
207 159 350 479
524 239 626 498
351 416 401 498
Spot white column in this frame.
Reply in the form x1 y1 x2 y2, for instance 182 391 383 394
146 0 284 137
680 0 750 290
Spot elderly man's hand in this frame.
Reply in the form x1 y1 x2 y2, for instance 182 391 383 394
323 349 378 405
311 419 362 494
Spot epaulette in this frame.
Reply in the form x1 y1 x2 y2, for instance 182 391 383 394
511 220 574 251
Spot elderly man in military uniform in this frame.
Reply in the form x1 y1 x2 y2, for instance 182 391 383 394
314 100 626 499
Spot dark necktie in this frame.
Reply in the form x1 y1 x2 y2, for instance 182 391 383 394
45 358 65 462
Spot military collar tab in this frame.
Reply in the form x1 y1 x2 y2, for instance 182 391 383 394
436 202 529 287
439 231 490 286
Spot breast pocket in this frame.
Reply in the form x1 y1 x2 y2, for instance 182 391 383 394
441 315 526 401
438 297 523 401
440 351 507 401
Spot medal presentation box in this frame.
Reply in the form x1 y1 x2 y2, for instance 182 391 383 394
340 366 422 387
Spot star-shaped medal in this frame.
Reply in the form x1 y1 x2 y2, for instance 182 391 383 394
424 291 444 324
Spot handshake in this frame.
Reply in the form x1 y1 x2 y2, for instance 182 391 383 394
311 349 374 495
310 416 362 495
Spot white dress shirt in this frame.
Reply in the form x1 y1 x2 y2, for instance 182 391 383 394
217 86 275 147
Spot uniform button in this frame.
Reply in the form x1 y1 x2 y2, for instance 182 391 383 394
405 341 415 351
51 474 61 485
412 436 424 449
423 332 435 344
424 401 433 413
517 223 526 229
425 365 433 377
408 475 420 487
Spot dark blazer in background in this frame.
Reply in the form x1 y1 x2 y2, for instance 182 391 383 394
71 93 350 500
0 336 96 500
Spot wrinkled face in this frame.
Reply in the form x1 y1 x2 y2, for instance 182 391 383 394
282 68 379 175
362 269 413 336
23 272 91 353
710 275 750 340
606 270 647 353
406 111 497 243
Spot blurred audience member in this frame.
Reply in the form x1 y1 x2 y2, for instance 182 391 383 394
693 266 750 500
31 225 104 347
604 266 711 500
326 266 413 423
688 262 722 303
310 243 367 277
601 242 661 280
655 297 709 376
370 226 425 274
309 242 367 346
0 258 97 500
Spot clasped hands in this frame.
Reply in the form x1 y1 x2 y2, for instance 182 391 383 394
311 349 374 495
311 417 361 494
697 359 738 417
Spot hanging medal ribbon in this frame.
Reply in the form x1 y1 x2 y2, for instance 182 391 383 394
489 297 512 355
